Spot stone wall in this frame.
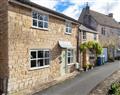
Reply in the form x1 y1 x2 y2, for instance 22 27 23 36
97 25 119 47
7 3 77 94
0 0 9 78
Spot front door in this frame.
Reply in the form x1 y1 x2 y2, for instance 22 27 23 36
60 49 67 76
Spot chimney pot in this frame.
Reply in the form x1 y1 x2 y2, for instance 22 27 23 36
108 13 113 18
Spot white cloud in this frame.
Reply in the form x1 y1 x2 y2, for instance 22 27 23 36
62 5 81 20
90 0 120 21
62 0 120 21
30 0 58 10
30 0 120 21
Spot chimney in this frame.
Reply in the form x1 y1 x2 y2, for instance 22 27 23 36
85 2 90 14
86 2 90 11
108 13 113 18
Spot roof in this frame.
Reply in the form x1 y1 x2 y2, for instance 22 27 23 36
8 0 79 24
79 25 97 34
89 10 120 29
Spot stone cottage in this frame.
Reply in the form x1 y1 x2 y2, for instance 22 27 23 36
79 5 120 61
0 0 79 94
77 24 98 69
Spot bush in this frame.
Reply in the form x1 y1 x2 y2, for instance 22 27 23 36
108 81 120 95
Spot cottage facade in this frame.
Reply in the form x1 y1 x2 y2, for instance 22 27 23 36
0 0 78 94
78 25 98 69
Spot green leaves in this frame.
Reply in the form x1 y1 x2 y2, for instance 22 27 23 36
80 41 103 55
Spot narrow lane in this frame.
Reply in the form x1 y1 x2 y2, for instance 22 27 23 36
34 61 120 95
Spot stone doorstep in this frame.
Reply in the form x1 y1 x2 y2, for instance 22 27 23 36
32 71 79 95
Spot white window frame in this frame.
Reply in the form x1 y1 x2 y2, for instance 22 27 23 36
65 22 72 34
67 49 74 64
30 49 50 70
83 31 87 40
32 11 49 30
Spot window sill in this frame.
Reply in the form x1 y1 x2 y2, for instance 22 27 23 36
29 65 50 71
67 63 75 66
65 32 72 35
31 26 49 31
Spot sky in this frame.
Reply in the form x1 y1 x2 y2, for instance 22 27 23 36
31 0 120 22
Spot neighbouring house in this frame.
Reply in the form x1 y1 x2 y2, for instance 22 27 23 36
78 5 120 62
77 24 98 69
0 0 79 94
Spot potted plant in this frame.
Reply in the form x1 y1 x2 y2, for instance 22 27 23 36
88 64 94 70
83 64 89 71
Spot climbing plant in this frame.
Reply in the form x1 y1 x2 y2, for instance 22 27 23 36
80 41 103 56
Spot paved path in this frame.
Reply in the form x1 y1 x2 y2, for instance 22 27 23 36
34 61 120 95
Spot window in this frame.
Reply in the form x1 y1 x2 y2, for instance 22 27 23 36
32 11 48 29
101 27 105 35
67 49 73 64
94 34 97 40
30 49 50 68
83 31 87 40
65 22 72 34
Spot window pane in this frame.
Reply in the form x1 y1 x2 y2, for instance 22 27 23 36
31 51 36 59
68 28 72 33
44 15 48 21
45 51 49 57
68 51 71 56
38 51 43 58
66 23 69 27
32 11 37 19
31 60 36 67
38 13 43 20
33 20 37 27
70 57 73 63
66 28 68 33
38 21 43 28
68 57 70 64
38 59 44 66
44 22 48 28
45 59 49 65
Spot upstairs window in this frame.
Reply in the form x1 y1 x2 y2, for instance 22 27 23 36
101 27 106 35
32 11 48 29
65 22 72 34
30 49 50 69
83 31 87 40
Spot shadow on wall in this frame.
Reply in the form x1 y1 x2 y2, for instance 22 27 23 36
0 1 9 94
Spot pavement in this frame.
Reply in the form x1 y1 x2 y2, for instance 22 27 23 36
34 61 120 95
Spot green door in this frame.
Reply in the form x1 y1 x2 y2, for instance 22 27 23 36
60 49 67 76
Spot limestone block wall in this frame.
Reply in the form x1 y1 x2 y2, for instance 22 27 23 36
0 0 9 78
97 25 119 47
7 3 78 94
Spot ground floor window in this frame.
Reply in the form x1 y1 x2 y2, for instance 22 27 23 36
67 49 74 64
30 49 50 68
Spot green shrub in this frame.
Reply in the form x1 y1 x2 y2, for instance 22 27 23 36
108 81 120 95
